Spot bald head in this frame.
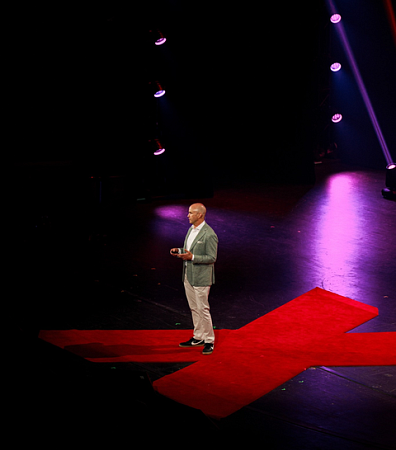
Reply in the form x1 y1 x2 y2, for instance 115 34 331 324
191 203 206 216
188 203 206 227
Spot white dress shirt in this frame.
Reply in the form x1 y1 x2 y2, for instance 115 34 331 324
186 221 205 250
185 221 205 261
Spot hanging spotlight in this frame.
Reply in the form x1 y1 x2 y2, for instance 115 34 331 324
331 113 343 123
330 62 342 72
154 89 166 98
382 163 396 199
155 34 167 45
148 29 167 45
330 14 342 24
149 81 166 98
149 138 166 156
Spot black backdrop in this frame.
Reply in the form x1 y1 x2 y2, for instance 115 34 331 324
148 2 321 188
12 3 324 187
12 1 396 190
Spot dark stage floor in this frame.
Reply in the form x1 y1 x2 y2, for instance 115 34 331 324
13 161 396 448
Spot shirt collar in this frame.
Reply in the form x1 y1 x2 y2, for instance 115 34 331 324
192 220 206 231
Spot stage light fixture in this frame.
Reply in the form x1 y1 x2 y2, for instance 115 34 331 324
385 163 396 187
330 14 342 23
155 37 167 46
154 89 166 98
326 0 393 165
331 113 343 123
149 29 167 45
382 163 396 199
330 62 342 72
149 81 166 98
149 138 166 156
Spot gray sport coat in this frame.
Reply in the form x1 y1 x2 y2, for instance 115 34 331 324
181 223 218 287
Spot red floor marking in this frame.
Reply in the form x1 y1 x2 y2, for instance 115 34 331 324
39 288 396 419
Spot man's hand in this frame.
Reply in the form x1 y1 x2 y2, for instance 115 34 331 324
178 249 193 260
170 248 193 260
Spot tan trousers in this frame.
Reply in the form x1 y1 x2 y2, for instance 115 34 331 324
184 274 215 344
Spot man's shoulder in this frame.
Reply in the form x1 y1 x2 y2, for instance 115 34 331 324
203 223 218 238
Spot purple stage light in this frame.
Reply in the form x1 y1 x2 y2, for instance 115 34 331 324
330 62 342 72
150 81 165 98
150 29 166 46
332 113 343 123
326 0 394 165
151 138 165 155
330 14 342 23
154 148 166 156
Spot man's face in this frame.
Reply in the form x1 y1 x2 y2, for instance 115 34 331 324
187 208 201 226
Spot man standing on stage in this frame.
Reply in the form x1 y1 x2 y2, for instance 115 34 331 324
170 203 218 355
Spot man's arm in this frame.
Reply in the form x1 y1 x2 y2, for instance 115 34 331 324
192 234 218 265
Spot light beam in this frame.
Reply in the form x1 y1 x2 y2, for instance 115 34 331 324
326 0 394 165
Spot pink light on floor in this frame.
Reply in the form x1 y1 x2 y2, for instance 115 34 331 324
154 205 186 220
332 113 343 123
311 172 365 295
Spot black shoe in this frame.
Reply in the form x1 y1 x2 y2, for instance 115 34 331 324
202 343 214 355
179 338 205 348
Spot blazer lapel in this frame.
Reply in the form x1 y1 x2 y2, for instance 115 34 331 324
184 228 192 248
189 225 207 251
